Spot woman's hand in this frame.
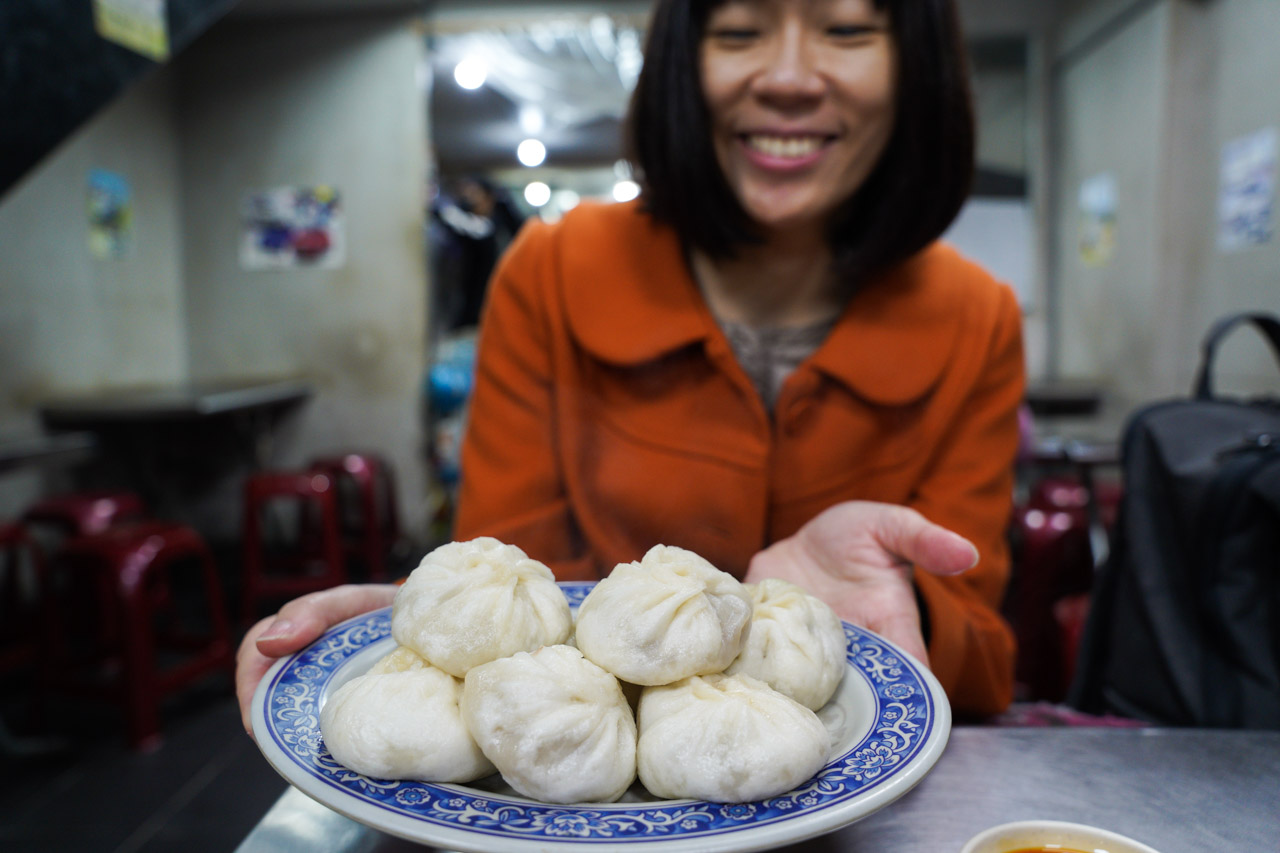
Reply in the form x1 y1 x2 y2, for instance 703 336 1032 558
744 502 978 669
236 583 399 739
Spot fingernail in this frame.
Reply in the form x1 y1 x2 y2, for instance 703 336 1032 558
258 618 294 641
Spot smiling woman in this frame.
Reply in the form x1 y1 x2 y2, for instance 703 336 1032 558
699 0 897 239
629 0 974 285
238 0 1025 725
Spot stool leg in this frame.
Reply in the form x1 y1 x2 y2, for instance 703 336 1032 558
242 498 263 625
197 541 233 671
117 570 161 751
359 474 386 581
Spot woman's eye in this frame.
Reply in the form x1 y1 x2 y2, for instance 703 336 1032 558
826 24 877 40
709 28 760 42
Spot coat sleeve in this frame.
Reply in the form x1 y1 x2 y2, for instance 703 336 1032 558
451 221 598 580
910 283 1025 717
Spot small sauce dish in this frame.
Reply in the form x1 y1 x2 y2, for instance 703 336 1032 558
960 819 1162 853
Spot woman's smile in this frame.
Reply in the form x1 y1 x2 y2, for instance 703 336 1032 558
740 132 834 169
701 0 897 239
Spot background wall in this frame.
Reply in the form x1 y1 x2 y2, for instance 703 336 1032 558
177 13 429 539
0 10 430 543
0 70 188 519
1190 0 1280 393
3 0 1279 534
1050 0 1280 431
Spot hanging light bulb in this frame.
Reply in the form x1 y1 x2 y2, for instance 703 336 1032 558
612 180 640 203
554 189 581 211
524 181 552 207
517 139 547 168
454 56 486 90
519 105 546 135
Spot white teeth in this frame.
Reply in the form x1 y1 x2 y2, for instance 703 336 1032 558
746 135 823 158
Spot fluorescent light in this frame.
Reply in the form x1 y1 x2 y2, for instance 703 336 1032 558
553 189 580 211
517 139 547 167
524 181 552 207
454 57 486 90
519 105 545 135
612 180 640 203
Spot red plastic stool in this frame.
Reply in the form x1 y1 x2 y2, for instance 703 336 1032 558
308 453 401 581
23 490 146 537
1007 503 1094 702
46 522 232 750
1 522 48 674
241 471 345 623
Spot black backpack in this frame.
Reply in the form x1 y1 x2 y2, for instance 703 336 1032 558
1069 312 1280 728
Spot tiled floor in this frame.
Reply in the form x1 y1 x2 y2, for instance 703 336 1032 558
0 674 288 852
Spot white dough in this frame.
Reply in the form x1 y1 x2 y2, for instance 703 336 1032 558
573 544 752 686
392 537 572 677
462 645 637 804
726 579 848 710
320 646 495 782
636 672 831 803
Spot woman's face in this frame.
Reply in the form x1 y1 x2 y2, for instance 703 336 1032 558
700 0 897 238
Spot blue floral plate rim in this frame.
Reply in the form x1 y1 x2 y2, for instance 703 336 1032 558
252 580 952 852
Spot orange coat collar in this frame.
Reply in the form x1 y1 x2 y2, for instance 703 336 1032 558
559 202 961 405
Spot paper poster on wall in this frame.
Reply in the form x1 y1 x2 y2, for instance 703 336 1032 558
240 186 345 270
1217 126 1276 252
87 169 133 259
1078 172 1117 268
92 0 170 62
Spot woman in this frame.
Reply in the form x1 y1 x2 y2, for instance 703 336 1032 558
238 0 1024 726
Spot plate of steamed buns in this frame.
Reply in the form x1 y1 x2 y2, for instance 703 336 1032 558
251 537 951 852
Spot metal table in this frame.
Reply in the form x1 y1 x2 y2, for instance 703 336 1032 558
33 379 313 513
235 726 1280 852
38 378 312 431
0 431 96 475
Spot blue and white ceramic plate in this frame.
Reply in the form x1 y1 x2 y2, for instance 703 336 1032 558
252 581 951 852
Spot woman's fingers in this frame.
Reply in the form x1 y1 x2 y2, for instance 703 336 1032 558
236 584 399 739
255 584 399 656
862 504 979 577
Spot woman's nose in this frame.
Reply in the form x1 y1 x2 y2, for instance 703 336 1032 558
752 27 825 103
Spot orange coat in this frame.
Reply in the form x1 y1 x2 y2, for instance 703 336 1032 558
454 201 1025 717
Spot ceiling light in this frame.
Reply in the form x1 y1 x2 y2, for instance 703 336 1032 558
517 139 547 167
524 181 552 207
454 56 486 90
519 105 545 135
612 180 640 203
554 189 580 211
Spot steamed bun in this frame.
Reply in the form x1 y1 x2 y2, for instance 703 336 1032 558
636 672 831 803
320 646 494 782
574 544 752 686
726 578 847 709
392 537 571 677
462 645 637 804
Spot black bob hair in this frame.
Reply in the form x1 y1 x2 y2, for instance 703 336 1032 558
626 0 975 284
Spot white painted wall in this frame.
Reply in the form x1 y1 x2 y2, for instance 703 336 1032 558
0 13 430 544
1186 0 1280 394
0 70 187 518
1049 0 1280 433
176 14 430 540
1051 0 1171 427
0 71 187 426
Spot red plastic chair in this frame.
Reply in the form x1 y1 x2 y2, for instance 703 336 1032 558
1009 476 1124 702
23 490 146 537
46 522 232 750
308 453 401 581
241 471 345 623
